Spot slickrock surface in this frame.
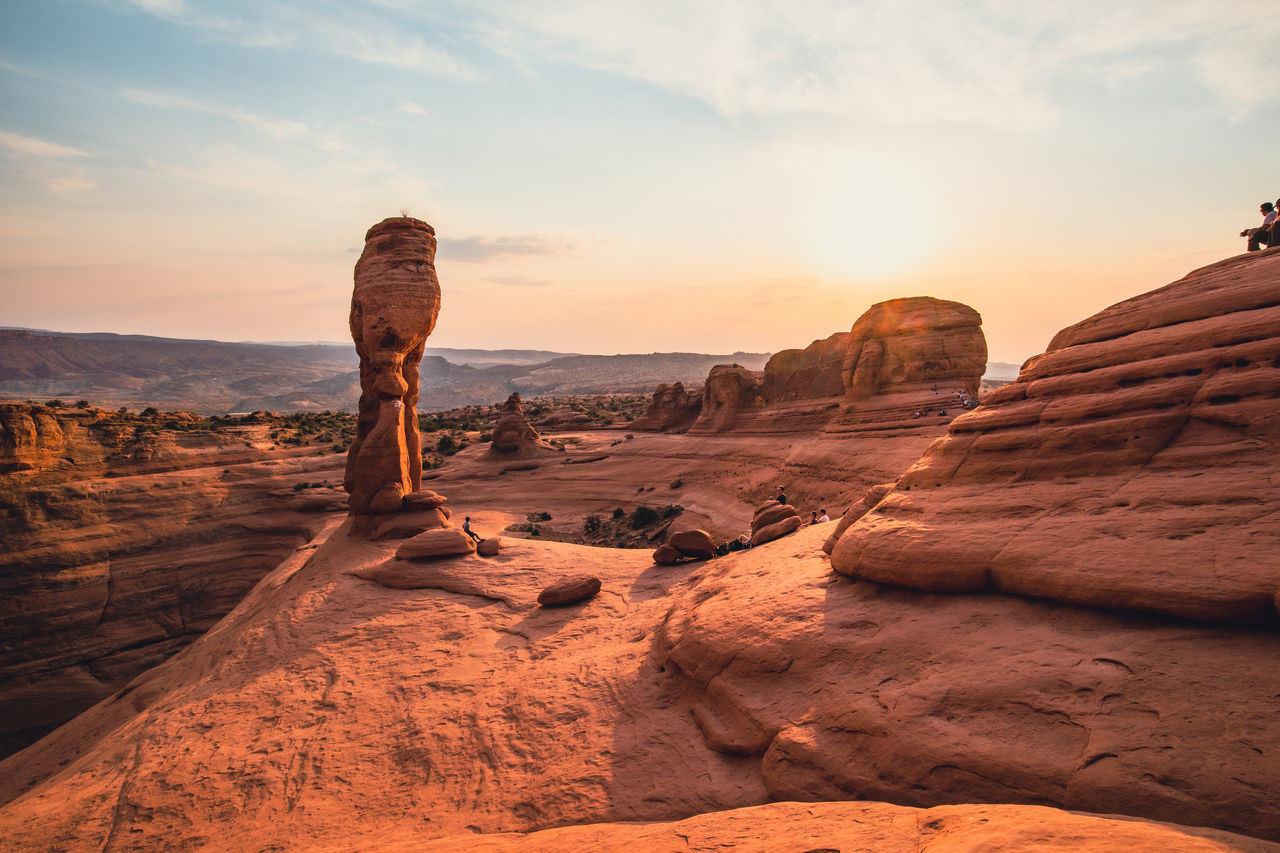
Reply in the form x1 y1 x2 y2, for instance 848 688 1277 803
423 801 1278 852
0 404 345 759
628 381 703 432
688 365 763 434
487 393 552 455
2 524 1275 849
760 331 850 402
830 251 1280 623
345 217 441 517
830 296 987 431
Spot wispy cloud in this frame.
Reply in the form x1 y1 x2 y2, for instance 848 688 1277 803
396 100 427 115
0 131 96 194
0 131 91 159
439 234 577 262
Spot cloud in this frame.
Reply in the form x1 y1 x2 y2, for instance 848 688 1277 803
396 100 428 115
438 234 577 262
479 0 1280 128
488 275 551 287
0 131 91 159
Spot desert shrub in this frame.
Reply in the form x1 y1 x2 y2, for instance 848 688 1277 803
45 399 64 408
140 407 159 418
630 505 659 528
612 507 625 520
436 433 459 455
669 478 683 489
583 515 602 534
75 400 90 409
528 511 551 522
480 431 493 442
661 504 682 519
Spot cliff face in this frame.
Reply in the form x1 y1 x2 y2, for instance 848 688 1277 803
760 332 849 403
687 365 763 434
0 404 346 759
628 382 703 432
830 251 1280 623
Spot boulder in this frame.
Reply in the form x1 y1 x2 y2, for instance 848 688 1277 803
403 489 447 511
394 528 475 561
752 503 799 532
476 537 501 557
750 514 801 547
830 250 1280 623
369 507 450 541
688 365 763 434
652 544 683 565
489 393 552 455
668 529 716 560
537 576 602 607
630 382 703 432
344 217 441 517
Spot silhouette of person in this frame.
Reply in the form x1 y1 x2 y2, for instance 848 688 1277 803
462 516 481 543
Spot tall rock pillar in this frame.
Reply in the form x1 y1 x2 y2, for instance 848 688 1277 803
345 217 441 519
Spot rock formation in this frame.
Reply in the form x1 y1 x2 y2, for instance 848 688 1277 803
537 575 602 607
830 296 987 431
830 251 1280 623
760 332 850 402
749 500 801 546
345 217 441 518
488 393 551 455
687 365 763 434
628 382 703 432
652 529 716 564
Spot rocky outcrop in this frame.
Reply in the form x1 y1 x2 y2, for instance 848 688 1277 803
345 217 441 518
829 296 987 431
488 393 551 455
687 366 763 434
822 482 893 554
0 405 67 474
760 332 849 403
830 251 1280 623
749 500 801 546
652 529 716 564
629 382 703 432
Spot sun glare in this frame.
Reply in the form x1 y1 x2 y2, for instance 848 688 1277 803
805 155 933 278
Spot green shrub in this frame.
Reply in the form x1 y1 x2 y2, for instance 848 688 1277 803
630 505 659 528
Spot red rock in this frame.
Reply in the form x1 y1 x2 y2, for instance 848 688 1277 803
668 529 716 560
488 393 551 455
476 537 501 557
761 332 850 403
751 503 799 533
394 527 475 560
537 575 602 606
830 251 1280 623
749 514 801 546
344 217 441 517
652 543 683 565
630 382 703 432
403 489 447 511
822 482 893 554
688 365 763 434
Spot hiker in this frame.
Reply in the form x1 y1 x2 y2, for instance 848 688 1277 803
818 509 830 523
462 516 481 543
1241 202 1277 251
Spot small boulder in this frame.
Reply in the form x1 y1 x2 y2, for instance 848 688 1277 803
395 528 475 560
668 529 716 560
652 543 683 565
476 537 501 557
751 514 802 547
403 489 448 511
537 576 602 607
753 503 799 532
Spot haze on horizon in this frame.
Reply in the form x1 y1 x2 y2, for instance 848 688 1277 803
1 0 1277 365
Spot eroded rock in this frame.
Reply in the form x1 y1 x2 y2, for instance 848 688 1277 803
630 382 703 432
489 393 552 455
537 576 602 607
688 365 763 434
394 528 475 560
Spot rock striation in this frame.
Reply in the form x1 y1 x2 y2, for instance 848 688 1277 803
488 393 552 455
749 500 801 546
345 217 441 519
628 382 703 432
830 251 1280 623
829 296 987 431
687 365 763 434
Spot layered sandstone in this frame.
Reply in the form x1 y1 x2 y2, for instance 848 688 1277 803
488 393 552 455
830 251 1280 623
687 365 762 434
628 382 702 432
829 296 987 431
345 217 441 517
760 331 849 402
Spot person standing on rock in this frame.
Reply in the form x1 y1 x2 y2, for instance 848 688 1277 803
1241 202 1277 251
462 516 481 543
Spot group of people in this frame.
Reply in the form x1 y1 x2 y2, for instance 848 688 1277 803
723 487 835 552
1241 198 1280 251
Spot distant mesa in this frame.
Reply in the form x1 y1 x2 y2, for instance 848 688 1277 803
488 392 553 456
344 216 441 523
635 296 986 435
830 250 1280 624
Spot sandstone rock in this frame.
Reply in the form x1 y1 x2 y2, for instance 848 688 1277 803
823 482 894 554
489 393 551 455
476 537 501 557
752 503 799 532
830 251 1280 623
369 507 450 541
0 404 66 474
630 382 703 432
344 217 441 517
829 296 986 431
403 489 447 511
394 528 475 560
652 544 683 565
750 514 801 546
761 332 850 403
688 365 763 434
668 529 716 560
537 575 602 607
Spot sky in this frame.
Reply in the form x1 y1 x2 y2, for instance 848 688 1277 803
1 0 1277 364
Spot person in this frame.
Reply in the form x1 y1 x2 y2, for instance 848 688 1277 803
818 509 830 523
1241 202 1277 251
462 516 481 543
809 510 819 525
775 487 788 506
739 530 752 548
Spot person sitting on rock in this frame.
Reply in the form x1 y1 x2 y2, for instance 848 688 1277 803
818 509 830 523
1241 201 1277 251
775 487 788 505
809 510 819 525
462 516 481 543
739 530 752 548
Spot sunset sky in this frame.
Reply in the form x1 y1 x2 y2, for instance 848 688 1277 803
1 0 1277 364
